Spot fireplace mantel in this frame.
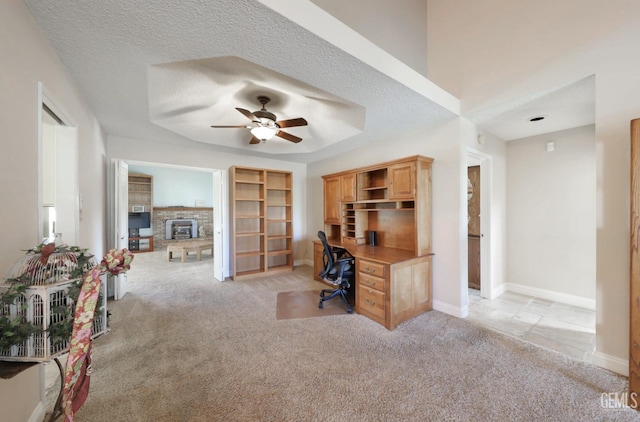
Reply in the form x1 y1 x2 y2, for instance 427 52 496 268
155 207 213 211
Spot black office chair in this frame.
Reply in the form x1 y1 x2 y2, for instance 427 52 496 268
317 231 354 313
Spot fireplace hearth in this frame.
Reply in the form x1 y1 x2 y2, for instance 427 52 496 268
165 219 198 240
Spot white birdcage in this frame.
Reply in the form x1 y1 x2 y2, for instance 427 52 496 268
5 244 96 285
0 245 108 362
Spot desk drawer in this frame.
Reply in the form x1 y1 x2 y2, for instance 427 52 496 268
359 272 385 292
358 259 386 278
357 285 385 321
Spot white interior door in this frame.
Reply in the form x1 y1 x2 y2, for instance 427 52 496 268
114 160 129 300
54 126 79 245
213 169 224 281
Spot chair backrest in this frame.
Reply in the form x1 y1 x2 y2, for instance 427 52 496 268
317 231 335 278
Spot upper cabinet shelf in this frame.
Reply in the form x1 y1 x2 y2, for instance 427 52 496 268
266 171 292 190
234 167 265 184
128 174 153 212
322 155 432 256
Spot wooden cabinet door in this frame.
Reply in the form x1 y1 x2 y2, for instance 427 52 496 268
389 162 415 199
389 256 432 330
340 173 357 202
323 176 341 224
313 241 324 282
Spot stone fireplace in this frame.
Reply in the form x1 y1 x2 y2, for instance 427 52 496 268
165 219 198 240
152 207 213 250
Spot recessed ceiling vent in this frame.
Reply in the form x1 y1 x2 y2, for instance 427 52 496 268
529 116 546 122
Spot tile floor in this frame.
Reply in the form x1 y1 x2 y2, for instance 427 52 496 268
466 289 596 363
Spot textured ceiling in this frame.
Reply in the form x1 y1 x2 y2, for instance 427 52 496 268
24 0 593 159
24 0 457 163
148 57 366 154
478 76 595 141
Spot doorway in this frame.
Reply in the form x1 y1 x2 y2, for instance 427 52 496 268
110 161 226 295
38 84 79 246
465 148 493 301
467 164 481 290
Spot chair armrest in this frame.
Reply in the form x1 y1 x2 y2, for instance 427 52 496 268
335 257 354 272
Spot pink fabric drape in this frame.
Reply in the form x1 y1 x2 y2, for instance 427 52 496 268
61 248 133 421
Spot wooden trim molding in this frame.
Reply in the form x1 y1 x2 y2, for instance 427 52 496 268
154 207 213 211
630 117 640 402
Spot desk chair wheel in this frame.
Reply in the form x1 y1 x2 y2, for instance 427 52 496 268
318 300 323 309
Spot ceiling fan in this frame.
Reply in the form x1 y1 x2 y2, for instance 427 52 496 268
211 96 308 144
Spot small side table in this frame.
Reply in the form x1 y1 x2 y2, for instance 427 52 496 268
166 240 213 263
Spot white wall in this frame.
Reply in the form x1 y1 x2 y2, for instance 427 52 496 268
310 0 428 76
128 164 214 207
507 125 596 301
0 1 107 420
427 0 639 375
461 121 508 306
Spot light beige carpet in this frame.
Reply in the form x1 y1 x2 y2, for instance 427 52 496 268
46 251 637 421
275 290 352 320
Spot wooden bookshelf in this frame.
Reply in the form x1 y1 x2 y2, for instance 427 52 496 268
128 174 153 252
128 174 153 212
230 166 293 280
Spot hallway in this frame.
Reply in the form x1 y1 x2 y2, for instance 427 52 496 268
466 289 595 363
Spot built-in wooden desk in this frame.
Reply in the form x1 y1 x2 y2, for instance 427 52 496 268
314 239 433 330
319 155 434 330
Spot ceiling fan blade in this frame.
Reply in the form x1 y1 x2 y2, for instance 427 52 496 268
276 117 308 128
236 107 259 122
276 130 302 143
210 125 250 128
249 136 261 144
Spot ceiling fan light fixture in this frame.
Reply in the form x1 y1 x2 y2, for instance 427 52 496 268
250 126 277 141
211 95 307 144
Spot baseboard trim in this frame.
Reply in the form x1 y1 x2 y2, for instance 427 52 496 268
296 259 313 267
592 351 628 377
505 283 595 310
490 283 507 300
28 401 46 422
433 300 464 317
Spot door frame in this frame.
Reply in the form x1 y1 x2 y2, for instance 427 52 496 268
37 82 79 246
466 148 494 301
630 118 640 398
112 159 129 300
109 160 226 281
